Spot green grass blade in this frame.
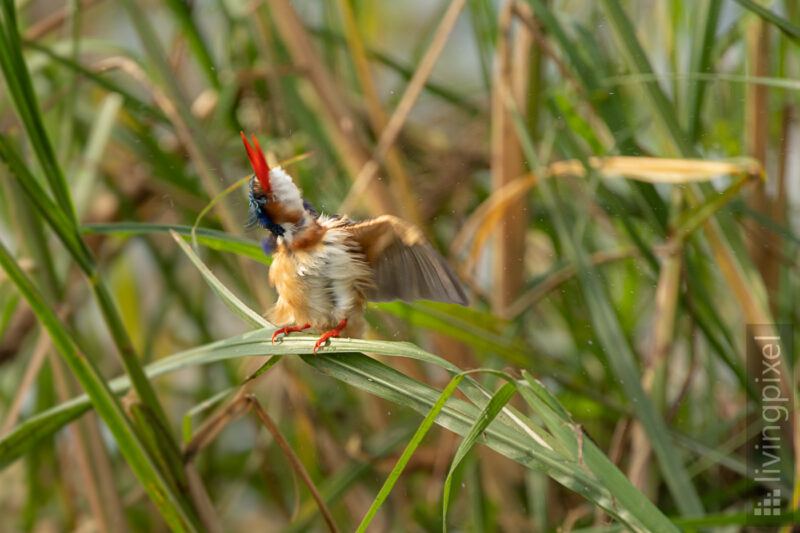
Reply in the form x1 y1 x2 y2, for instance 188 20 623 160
170 229 272 328
161 0 220 88
0 136 90 271
505 93 705 516
441 381 516 532
83 223 269 264
23 39 166 122
730 0 800 42
3 329 669 530
374 301 531 366
0 0 77 219
0 111 174 461
304 352 648 529
518 372 680 533
686 0 722 141
355 373 466 533
599 0 695 157
0 239 199 531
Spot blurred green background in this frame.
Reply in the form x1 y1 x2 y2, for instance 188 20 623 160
0 0 798 531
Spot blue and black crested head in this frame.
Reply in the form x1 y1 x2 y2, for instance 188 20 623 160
247 176 285 236
241 131 315 239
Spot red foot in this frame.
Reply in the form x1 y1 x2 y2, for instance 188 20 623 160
272 324 311 343
313 319 347 354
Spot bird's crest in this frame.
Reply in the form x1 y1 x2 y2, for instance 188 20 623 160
240 131 271 194
241 131 306 238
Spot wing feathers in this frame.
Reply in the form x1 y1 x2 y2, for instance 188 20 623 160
345 215 468 305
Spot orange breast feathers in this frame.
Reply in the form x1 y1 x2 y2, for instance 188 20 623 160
267 219 373 335
266 214 467 338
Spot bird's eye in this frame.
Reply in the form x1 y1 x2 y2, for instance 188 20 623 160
248 187 267 206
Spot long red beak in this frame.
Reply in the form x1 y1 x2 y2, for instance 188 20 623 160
240 131 271 193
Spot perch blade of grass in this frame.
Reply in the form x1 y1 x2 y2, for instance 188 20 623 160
305 351 657 530
2 331 553 473
0 327 678 531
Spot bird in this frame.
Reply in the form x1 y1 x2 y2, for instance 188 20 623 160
240 132 468 354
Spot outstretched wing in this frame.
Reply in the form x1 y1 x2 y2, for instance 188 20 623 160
344 215 468 305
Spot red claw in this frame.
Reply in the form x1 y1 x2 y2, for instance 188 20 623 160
313 319 347 355
272 323 310 344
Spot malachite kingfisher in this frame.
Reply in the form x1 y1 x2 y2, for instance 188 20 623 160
240 132 468 353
